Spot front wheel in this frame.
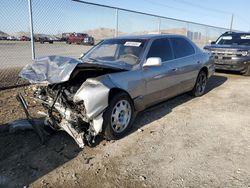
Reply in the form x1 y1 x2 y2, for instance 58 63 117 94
103 92 135 140
243 64 250 76
190 70 207 97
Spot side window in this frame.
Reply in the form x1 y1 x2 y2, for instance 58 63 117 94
147 38 173 62
171 38 195 58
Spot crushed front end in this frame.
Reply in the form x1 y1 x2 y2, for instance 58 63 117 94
18 56 125 148
32 84 91 148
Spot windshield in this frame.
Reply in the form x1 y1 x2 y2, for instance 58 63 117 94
81 39 146 65
216 34 250 46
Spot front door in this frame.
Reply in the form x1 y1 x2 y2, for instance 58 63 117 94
142 38 181 107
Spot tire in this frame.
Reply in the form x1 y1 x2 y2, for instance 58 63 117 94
243 64 250 76
103 92 135 140
190 70 207 97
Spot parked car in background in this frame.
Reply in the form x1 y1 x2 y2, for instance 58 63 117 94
39 37 54 44
7 36 17 41
204 31 250 75
0 36 7 40
19 36 31 41
61 32 73 41
82 36 95 45
19 34 214 148
66 33 94 45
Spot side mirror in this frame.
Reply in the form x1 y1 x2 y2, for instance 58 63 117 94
143 57 162 67
79 53 85 59
211 41 216 45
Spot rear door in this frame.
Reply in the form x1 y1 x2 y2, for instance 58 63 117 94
170 37 199 92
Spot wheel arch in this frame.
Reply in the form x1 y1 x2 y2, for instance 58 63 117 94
108 87 133 102
199 66 208 77
108 88 134 106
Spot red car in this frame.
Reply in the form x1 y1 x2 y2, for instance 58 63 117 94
61 32 73 41
20 36 31 41
66 33 94 45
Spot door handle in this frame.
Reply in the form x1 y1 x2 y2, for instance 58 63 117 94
172 68 178 71
197 61 201 64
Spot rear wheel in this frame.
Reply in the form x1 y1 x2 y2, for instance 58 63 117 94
190 70 207 97
103 92 135 140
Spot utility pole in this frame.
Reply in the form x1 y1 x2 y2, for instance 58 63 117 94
230 14 234 31
28 0 35 60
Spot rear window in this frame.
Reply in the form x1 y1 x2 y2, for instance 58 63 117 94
171 38 195 58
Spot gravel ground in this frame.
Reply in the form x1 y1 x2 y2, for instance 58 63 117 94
0 72 250 188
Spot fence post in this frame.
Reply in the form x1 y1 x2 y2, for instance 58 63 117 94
28 0 35 60
158 17 161 33
115 8 118 37
186 22 189 38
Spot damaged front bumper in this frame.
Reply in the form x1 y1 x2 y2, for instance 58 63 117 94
17 85 105 148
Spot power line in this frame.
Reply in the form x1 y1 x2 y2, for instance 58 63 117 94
142 0 230 23
142 0 250 31
173 0 231 15
172 1 249 31
234 14 250 25
143 0 191 13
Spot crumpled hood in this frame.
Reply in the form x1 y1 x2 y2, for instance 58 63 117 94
19 56 130 84
19 56 80 84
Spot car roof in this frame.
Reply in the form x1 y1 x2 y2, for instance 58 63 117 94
222 32 250 36
107 34 187 40
104 34 201 52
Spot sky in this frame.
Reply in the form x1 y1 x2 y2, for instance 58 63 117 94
85 0 250 31
0 0 249 35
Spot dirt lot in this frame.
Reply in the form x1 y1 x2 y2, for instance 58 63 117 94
0 72 250 188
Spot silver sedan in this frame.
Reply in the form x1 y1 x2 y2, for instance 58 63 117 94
19 34 214 148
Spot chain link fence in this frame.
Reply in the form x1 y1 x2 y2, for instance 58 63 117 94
0 0 32 89
0 0 230 89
